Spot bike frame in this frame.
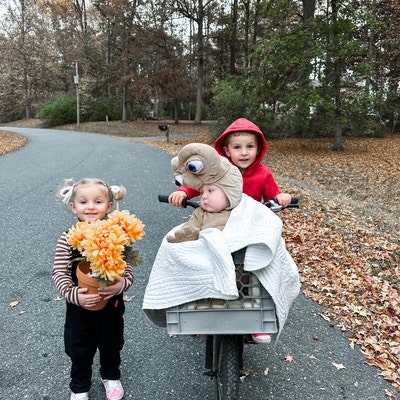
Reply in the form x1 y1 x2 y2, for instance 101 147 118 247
158 194 299 400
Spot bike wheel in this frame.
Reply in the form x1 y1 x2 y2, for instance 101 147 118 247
213 335 242 400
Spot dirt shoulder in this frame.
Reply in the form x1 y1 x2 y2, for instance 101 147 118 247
0 118 211 152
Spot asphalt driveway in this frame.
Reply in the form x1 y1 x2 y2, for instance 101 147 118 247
0 127 397 399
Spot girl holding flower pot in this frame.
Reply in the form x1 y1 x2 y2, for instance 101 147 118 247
53 178 144 400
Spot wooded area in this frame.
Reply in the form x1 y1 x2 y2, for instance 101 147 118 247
1 1 399 150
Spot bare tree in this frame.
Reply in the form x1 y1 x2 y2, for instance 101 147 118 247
0 0 59 119
175 0 216 124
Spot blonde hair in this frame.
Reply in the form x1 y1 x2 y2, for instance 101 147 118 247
56 178 126 210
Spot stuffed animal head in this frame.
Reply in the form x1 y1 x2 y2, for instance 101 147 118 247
171 143 243 210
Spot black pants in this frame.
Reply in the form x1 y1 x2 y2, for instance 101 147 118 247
64 297 125 393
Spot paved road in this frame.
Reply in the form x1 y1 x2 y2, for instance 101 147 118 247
0 127 397 400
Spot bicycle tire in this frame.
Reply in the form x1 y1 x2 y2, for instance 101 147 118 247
213 335 241 400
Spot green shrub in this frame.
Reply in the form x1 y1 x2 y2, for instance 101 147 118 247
90 98 121 121
37 96 77 125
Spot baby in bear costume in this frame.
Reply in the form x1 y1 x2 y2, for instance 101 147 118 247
166 143 243 243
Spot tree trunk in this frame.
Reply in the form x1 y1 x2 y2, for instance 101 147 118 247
333 120 344 151
174 97 179 124
122 82 127 122
295 1 316 135
194 0 204 125
302 0 316 20
230 0 238 74
331 0 343 151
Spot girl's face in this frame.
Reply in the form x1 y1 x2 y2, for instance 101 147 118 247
223 133 259 172
71 184 112 222
200 184 229 213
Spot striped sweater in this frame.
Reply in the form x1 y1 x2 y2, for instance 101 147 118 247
52 232 134 306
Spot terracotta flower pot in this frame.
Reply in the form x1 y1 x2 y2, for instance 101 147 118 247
76 261 109 311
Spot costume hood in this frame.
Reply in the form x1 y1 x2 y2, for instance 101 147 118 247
214 118 268 168
171 143 243 210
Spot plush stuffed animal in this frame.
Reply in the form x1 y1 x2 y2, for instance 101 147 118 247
166 143 243 243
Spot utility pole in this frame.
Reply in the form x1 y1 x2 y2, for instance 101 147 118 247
74 62 80 126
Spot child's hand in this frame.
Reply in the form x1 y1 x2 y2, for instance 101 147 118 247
168 191 187 208
77 287 102 308
275 193 292 207
98 277 124 300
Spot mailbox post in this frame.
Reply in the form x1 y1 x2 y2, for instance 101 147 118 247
158 124 170 142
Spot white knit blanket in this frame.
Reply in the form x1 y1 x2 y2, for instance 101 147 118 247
143 194 300 333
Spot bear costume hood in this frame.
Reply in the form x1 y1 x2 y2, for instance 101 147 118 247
171 143 243 210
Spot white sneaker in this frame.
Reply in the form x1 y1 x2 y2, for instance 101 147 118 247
70 392 89 400
252 333 271 344
102 379 124 400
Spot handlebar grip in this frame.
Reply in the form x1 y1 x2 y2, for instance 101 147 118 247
158 194 169 203
264 197 300 210
158 194 189 208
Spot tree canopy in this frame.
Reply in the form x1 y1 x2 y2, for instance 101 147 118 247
0 0 399 149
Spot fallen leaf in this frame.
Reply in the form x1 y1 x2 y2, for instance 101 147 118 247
284 354 294 362
318 313 331 322
263 367 269 376
240 369 251 382
9 300 19 308
332 362 346 370
384 389 396 399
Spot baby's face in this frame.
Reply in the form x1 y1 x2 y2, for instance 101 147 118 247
200 184 229 213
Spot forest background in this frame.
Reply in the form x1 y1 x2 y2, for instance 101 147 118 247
1 0 400 151
1 0 400 396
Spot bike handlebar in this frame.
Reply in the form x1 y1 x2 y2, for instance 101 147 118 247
263 198 299 212
158 194 200 209
158 194 299 211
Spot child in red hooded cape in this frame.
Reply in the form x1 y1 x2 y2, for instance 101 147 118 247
169 118 291 207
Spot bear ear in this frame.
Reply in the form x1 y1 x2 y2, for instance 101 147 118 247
171 156 179 172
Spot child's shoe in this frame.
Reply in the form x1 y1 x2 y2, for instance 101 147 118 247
252 333 271 344
70 392 89 400
102 379 124 400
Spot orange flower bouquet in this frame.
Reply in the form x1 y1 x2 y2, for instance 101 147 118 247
67 210 145 289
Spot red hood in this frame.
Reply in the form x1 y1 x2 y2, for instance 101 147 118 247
214 118 267 168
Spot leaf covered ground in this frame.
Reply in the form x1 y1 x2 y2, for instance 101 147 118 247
1 119 399 395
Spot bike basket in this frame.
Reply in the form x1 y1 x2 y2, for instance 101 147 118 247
166 253 278 335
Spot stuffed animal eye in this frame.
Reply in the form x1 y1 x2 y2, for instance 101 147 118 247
175 174 183 186
187 160 203 173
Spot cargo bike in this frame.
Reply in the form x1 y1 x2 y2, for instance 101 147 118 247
157 195 299 400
